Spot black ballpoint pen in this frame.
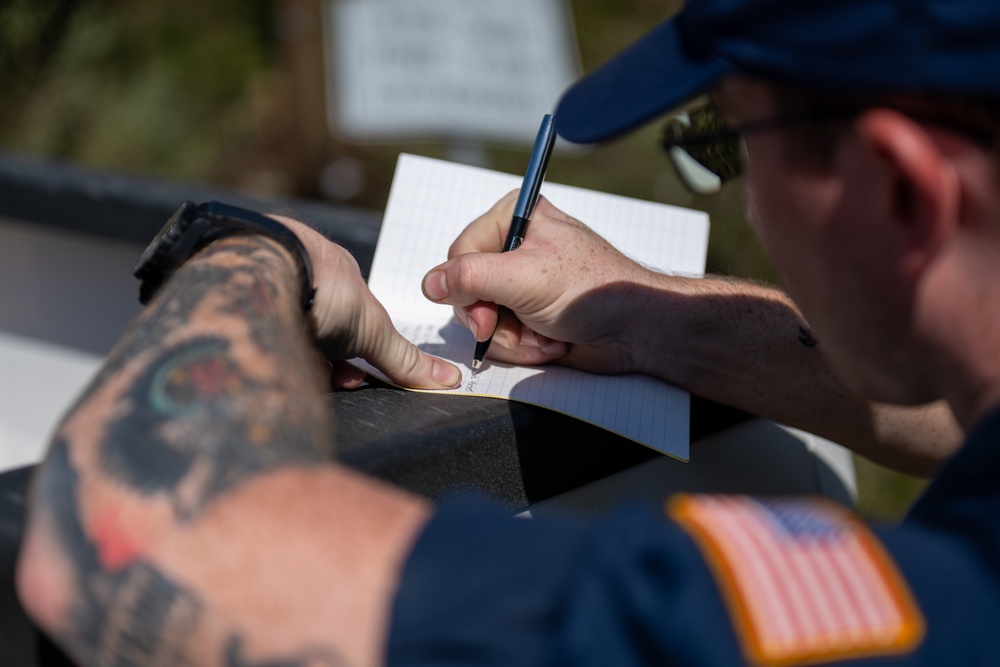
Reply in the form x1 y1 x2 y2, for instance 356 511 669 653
471 114 557 375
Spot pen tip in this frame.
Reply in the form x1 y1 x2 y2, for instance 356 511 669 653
471 359 482 376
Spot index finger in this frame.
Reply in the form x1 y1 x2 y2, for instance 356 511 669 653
447 190 520 260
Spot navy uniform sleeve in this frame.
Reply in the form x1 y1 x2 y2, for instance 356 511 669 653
388 489 1000 667
386 495 743 667
882 406 1000 665
877 522 1000 665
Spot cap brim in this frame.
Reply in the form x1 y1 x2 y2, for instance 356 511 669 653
555 19 730 144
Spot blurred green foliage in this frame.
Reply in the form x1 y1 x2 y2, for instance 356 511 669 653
0 0 929 519
0 0 273 179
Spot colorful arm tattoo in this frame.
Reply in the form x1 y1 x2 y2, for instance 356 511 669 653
28 236 346 667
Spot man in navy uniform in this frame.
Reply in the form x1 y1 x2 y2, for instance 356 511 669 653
16 0 1000 664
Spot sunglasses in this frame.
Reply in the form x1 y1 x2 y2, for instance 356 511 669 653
661 104 861 194
661 103 995 195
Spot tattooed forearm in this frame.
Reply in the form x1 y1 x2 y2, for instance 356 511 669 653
37 439 203 667
26 234 342 666
72 237 312 412
80 236 331 520
100 335 328 519
69 264 243 413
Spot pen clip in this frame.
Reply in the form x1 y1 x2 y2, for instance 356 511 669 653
513 114 557 219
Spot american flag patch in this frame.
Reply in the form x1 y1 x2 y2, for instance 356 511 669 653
668 495 924 666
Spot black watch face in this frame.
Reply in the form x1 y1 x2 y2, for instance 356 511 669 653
134 202 199 279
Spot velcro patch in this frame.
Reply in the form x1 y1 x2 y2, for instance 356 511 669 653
668 495 924 666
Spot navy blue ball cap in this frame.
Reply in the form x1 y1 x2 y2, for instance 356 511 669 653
556 19 730 145
556 0 1000 144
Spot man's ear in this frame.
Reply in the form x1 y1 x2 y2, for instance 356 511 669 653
855 109 960 279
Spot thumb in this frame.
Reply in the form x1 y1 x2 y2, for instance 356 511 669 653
355 302 462 390
422 251 523 310
423 252 521 344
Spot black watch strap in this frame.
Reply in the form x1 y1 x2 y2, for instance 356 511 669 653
134 201 316 311
197 202 316 311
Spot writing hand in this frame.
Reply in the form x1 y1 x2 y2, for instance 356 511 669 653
420 192 660 374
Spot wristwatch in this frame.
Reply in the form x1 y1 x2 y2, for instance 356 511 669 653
133 201 316 310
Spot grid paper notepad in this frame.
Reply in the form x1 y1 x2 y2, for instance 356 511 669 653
351 154 710 460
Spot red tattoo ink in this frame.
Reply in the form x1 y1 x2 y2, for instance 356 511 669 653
92 508 144 571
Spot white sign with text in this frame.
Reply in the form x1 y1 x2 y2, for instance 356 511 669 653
325 0 580 144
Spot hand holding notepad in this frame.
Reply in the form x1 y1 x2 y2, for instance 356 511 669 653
350 154 710 460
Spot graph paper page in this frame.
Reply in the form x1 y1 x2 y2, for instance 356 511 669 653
352 154 710 460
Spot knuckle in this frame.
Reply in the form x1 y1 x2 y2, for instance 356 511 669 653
452 254 482 294
332 245 361 273
395 339 426 377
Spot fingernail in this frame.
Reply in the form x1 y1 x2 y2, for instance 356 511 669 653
540 339 567 356
494 331 513 349
433 360 461 387
468 319 480 341
424 270 449 301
